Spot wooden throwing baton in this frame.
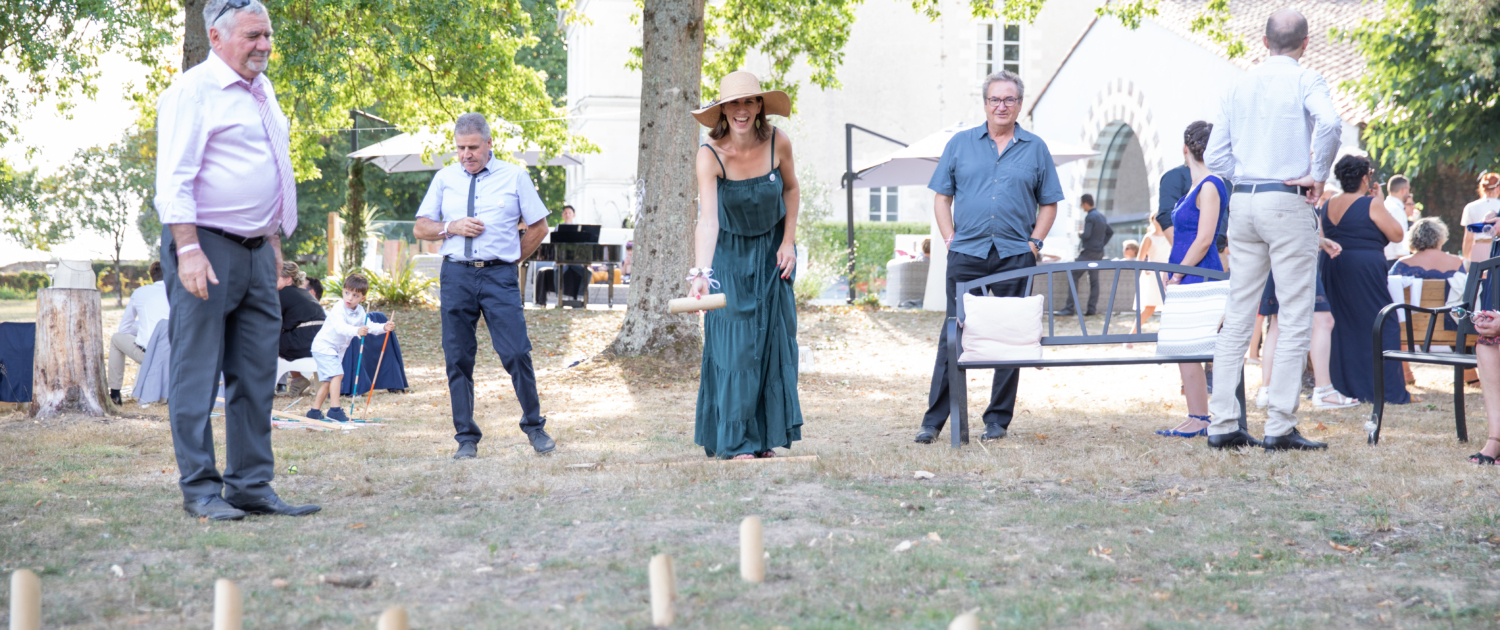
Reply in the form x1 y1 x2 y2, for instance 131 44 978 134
668 294 726 314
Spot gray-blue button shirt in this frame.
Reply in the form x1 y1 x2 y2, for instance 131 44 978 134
928 123 1064 260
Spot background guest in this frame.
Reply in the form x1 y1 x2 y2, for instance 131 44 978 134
307 277 324 301
1132 218 1170 336
109 261 169 405
1056 193 1111 317
277 261 323 395
1322 154 1409 404
1155 160 1191 245
1461 172 1500 263
1468 311 1500 464
1382 175 1415 270
1155 121 1225 438
1256 270 1356 410
1120 239 1139 261
1390 217 1468 385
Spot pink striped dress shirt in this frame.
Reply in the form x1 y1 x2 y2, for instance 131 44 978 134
154 52 296 238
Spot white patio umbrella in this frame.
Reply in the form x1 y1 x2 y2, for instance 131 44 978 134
844 123 1098 189
347 131 583 173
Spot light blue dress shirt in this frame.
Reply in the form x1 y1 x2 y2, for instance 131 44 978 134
928 123 1064 260
416 155 551 262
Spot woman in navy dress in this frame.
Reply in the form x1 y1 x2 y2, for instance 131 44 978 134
1156 122 1223 438
1321 154 1410 404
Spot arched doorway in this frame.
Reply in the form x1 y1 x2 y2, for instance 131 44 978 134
1082 121 1151 258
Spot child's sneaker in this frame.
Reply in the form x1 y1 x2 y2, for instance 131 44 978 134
306 409 324 420
326 407 349 422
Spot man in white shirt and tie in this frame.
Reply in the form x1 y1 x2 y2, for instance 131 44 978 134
109 262 170 405
1203 8 1342 451
155 0 318 520
414 113 556 459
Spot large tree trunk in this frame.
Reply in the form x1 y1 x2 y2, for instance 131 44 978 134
31 289 116 418
182 0 210 70
343 159 367 272
608 0 706 360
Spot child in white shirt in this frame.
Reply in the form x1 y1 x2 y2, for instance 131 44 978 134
307 274 395 421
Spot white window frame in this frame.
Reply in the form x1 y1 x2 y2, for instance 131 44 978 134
868 186 899 222
977 21 1023 80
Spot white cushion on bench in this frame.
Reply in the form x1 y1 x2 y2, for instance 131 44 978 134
960 294 1043 363
1156 281 1229 357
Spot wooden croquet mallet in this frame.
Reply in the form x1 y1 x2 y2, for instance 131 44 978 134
213 578 242 630
740 516 765 583
10 569 40 630
363 324 393 418
668 293 726 314
377 605 408 630
648 554 675 627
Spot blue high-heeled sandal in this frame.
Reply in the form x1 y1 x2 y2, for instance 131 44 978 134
1156 414 1210 438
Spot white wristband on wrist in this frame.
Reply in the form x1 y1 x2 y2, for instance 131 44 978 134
441 221 452 238
177 243 201 256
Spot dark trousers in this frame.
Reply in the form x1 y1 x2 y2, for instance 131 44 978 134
1063 250 1105 313
440 260 543 444
922 248 1036 432
161 228 280 502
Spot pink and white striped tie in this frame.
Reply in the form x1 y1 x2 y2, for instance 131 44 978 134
245 79 298 237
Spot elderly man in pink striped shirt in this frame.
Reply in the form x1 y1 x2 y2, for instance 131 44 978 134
154 0 317 520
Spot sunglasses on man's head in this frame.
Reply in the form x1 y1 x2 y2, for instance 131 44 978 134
212 0 252 27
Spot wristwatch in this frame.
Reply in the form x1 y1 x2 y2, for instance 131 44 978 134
1028 237 1044 251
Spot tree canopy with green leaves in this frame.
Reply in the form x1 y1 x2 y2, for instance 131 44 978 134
53 130 156 304
1341 0 1500 175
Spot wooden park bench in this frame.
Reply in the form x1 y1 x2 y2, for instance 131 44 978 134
943 259 1244 448
1370 255 1500 446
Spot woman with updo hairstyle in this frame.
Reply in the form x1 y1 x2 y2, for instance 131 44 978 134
1321 153 1411 404
1459 172 1500 263
1153 121 1227 438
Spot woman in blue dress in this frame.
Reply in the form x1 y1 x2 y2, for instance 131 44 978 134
1156 121 1224 438
1322 154 1410 404
686 71 804 459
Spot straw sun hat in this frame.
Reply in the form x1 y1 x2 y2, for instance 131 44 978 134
691 71 791 128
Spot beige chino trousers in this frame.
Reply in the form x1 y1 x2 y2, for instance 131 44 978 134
1209 190 1320 438
108 332 145 390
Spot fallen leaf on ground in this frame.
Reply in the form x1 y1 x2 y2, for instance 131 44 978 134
926 532 942 543
271 578 289 588
349 523 366 529
110 564 124 578
894 541 913 553
1329 541 1358 553
1151 591 1170 601
912 470 935 480
320 574 375 589
1375 599 1394 608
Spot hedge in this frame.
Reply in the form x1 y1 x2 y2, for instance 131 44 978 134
0 271 51 297
800 220 930 284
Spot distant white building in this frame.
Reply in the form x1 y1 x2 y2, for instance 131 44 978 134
563 0 1104 229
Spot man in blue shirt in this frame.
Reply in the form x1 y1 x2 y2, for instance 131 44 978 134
916 70 1064 444
415 113 557 458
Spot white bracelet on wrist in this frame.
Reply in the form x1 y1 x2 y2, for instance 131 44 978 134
177 243 201 256
441 221 452 238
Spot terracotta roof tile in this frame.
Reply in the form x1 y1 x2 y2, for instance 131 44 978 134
1150 0 1385 123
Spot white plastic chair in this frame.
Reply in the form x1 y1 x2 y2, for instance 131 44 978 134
276 357 319 388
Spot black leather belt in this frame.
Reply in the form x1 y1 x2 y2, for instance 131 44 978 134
445 257 511 268
1232 183 1311 196
201 227 267 249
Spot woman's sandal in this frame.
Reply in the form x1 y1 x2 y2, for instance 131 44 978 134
1311 386 1359 410
1468 437 1500 465
1155 414 1209 438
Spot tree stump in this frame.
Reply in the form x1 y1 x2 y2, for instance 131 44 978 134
32 288 115 417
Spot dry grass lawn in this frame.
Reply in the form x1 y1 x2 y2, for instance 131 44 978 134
2 303 1499 628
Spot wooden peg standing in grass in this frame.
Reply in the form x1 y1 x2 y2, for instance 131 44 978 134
740 516 764 583
10 569 40 630
213 578 242 630
648 554 675 627
377 605 408 630
948 610 980 630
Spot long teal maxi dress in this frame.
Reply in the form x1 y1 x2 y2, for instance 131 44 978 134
696 133 804 458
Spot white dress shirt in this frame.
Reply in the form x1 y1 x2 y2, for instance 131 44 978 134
154 52 294 238
116 282 171 350
1204 56 1343 185
311 302 367 358
1383 195 1410 260
1462 198 1500 262
416 156 550 262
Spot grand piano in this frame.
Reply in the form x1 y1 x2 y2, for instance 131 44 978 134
523 225 632 308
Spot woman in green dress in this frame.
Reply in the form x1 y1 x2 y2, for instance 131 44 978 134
686 71 804 460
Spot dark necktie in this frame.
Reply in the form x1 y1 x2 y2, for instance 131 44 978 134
465 169 486 259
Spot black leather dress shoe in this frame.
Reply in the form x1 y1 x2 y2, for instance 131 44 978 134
1207 429 1262 449
1262 428 1327 451
1053 309 1077 317
183 496 245 521
914 428 937 444
981 424 1007 441
454 441 477 459
527 428 556 454
228 494 321 517
1083 310 1097 317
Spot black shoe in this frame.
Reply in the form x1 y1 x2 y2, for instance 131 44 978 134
109 389 122 405
454 441 477 460
1207 429 1263 449
981 424 1007 441
306 408 324 420
1262 428 1327 451
1053 309 1077 317
227 493 321 517
914 427 938 444
527 429 556 454
183 496 246 521
325 407 349 422
1083 310 1097 317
